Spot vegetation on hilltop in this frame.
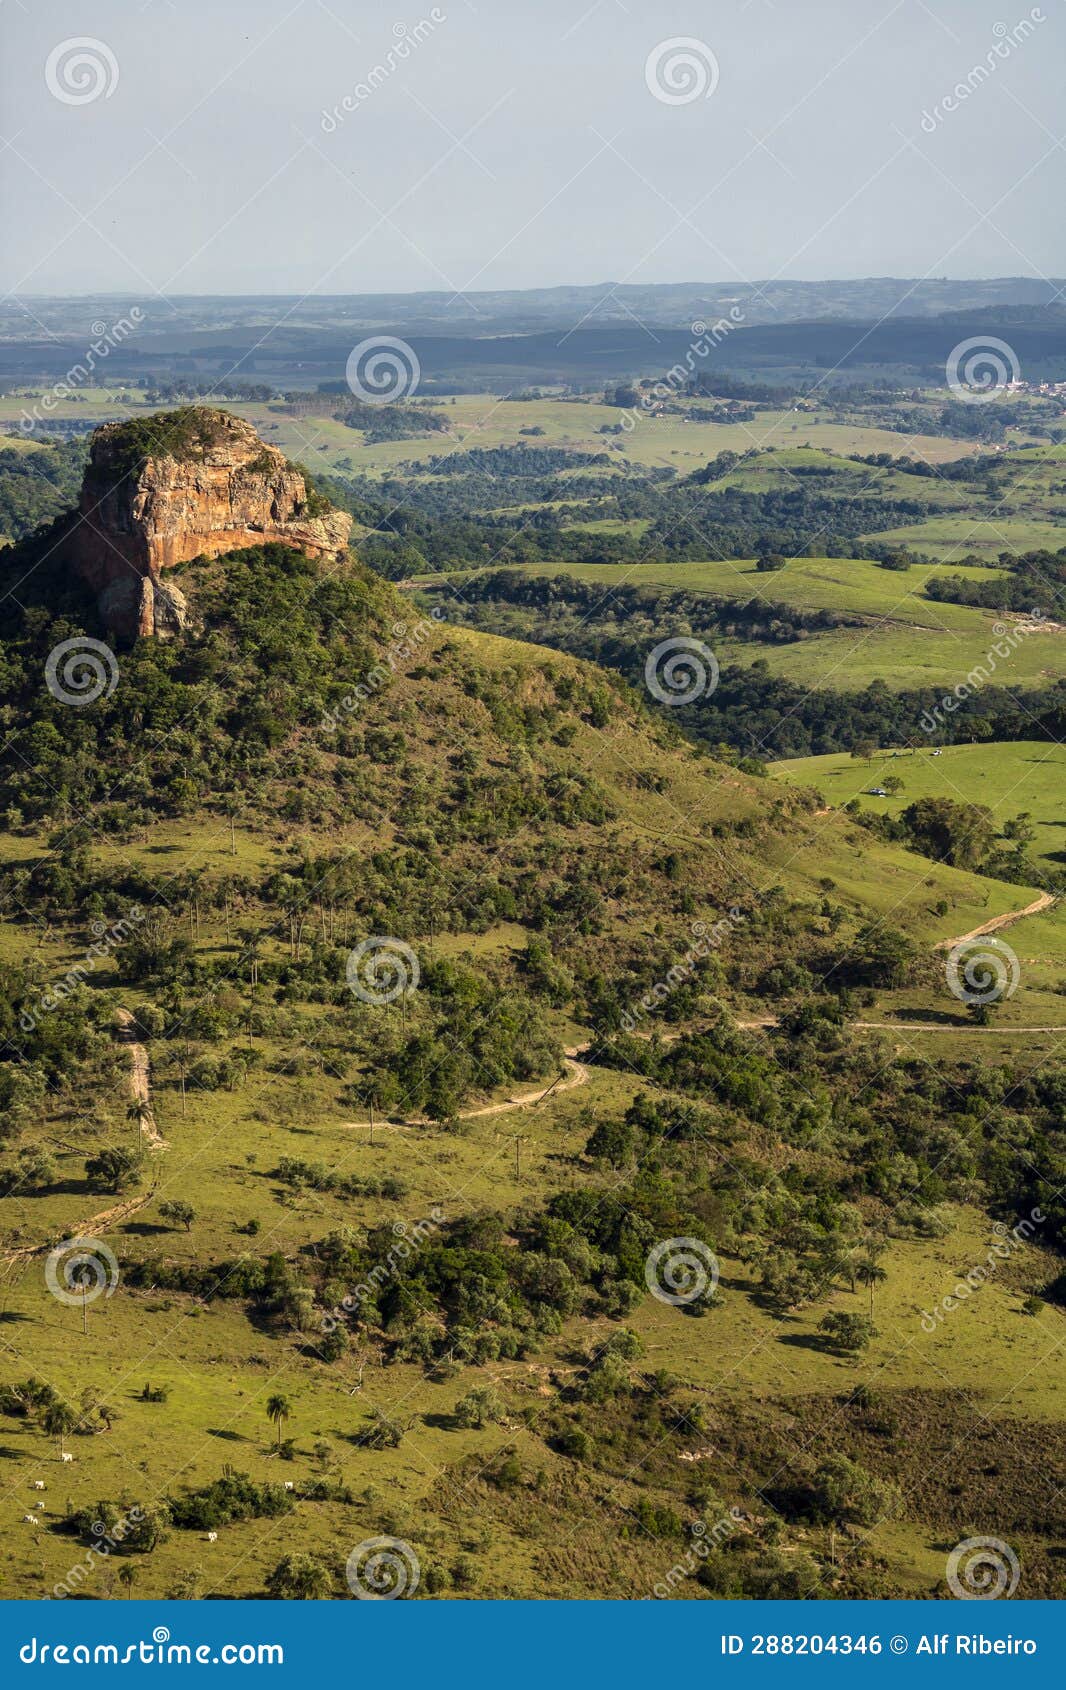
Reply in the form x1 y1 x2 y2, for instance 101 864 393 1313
91 406 234 477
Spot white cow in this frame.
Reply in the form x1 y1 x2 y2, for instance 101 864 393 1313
283 1481 294 1491
205 1531 218 1543
32 1481 45 1491
23 1514 39 1525
60 1453 73 1463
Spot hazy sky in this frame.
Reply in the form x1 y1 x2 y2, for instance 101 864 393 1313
2 0 1063 297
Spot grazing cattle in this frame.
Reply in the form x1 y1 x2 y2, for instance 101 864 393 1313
23 1515 39 1525
32 1481 45 1491
60 1453 73 1463
283 1481 294 1491
205 1532 218 1543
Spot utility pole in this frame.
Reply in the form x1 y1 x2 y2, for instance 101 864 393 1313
497 1132 528 1179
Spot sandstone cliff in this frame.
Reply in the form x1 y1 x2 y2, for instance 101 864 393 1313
66 408 352 638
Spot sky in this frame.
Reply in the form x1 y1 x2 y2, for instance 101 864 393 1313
1 0 1063 298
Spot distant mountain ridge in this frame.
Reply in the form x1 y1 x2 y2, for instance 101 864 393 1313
4 277 1066 342
3 284 1065 393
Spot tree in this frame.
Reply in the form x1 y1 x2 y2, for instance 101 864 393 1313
453 1387 505 1429
807 1455 901 1526
855 1252 887 1317
838 922 915 990
127 1099 153 1136
266 1394 292 1451
1003 812 1035 849
85 1146 143 1193
43 1400 78 1455
900 796 997 870
118 1563 139 1598
818 1311 876 1355
265 1553 333 1599
158 1199 195 1232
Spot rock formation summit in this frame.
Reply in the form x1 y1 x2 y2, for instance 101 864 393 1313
66 407 352 638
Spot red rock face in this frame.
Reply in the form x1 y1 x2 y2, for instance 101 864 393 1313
66 410 352 638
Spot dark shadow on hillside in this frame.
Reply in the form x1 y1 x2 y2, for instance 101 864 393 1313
886 1007 972 1027
777 1332 840 1355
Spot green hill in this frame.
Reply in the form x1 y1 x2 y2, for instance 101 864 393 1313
0 416 1062 1602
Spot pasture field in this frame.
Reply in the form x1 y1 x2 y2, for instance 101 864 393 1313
0 389 993 483
772 741 1066 872
517 554 1013 624
868 515 1066 560
505 555 1064 692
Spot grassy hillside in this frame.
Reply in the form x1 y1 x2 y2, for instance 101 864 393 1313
497 555 1066 693
0 420 1063 1602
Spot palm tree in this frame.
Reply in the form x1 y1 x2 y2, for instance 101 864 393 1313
118 1563 138 1598
43 1400 78 1457
855 1253 888 1318
266 1393 292 1452
127 1099 153 1137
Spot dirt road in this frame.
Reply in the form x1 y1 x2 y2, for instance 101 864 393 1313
341 1054 588 1132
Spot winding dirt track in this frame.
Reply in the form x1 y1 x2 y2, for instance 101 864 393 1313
934 890 1055 951
0 1011 166 1269
340 1053 588 1132
113 1008 168 1148
2 888 1058 1269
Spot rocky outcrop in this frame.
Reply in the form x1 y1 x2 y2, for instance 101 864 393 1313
66 409 352 638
